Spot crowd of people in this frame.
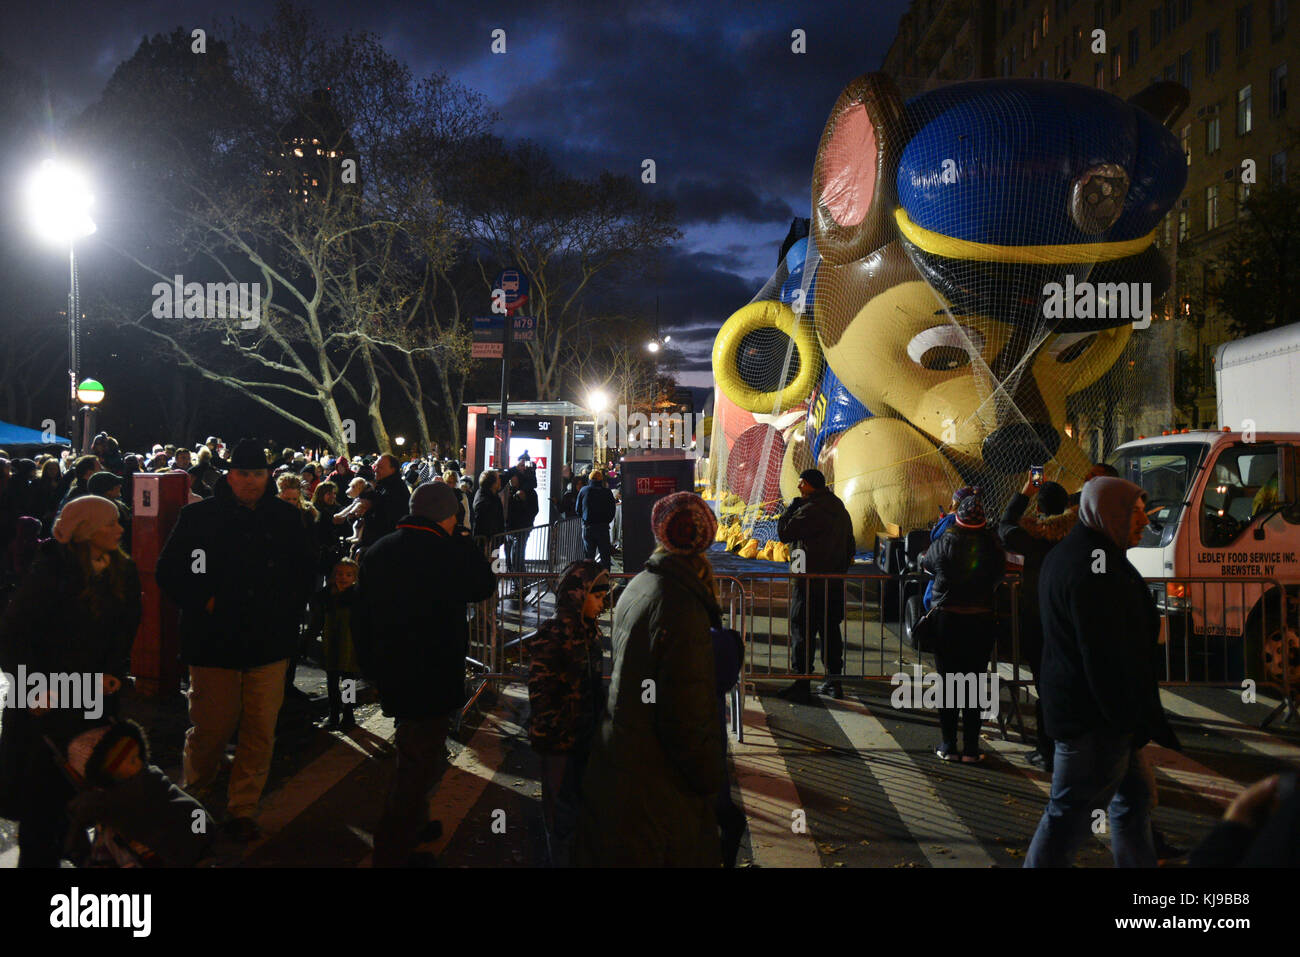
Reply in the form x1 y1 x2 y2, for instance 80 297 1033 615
0 432 1292 868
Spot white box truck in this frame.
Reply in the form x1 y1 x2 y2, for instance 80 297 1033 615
1108 322 1300 688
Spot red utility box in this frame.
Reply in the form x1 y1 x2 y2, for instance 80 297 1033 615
130 472 190 698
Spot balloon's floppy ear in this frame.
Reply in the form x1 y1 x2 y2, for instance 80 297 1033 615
811 73 906 267
1127 81 1191 128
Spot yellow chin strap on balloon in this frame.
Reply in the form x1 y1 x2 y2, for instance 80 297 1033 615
894 208 1157 264
712 300 822 414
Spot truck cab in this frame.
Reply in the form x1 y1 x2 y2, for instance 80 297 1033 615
1111 431 1300 683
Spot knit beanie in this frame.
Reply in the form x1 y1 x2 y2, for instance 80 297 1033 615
52 495 121 544
86 471 123 496
651 492 718 555
410 481 460 522
955 494 987 529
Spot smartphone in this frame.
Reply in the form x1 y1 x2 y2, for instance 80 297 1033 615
1030 465 1044 487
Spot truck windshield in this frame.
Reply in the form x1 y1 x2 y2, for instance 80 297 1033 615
1108 443 1208 538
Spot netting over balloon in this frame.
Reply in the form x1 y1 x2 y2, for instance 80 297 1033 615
707 74 1189 554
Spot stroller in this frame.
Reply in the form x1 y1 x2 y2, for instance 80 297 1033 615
44 718 215 868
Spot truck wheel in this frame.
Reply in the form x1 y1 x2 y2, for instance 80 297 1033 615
903 595 926 650
1260 607 1300 686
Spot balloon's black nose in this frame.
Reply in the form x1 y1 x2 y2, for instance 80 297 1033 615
981 423 1061 473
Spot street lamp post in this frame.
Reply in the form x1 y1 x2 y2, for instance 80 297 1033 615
24 160 96 450
76 378 105 452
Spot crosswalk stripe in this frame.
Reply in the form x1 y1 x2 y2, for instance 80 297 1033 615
821 696 997 867
1159 689 1300 763
731 697 821 867
415 684 526 862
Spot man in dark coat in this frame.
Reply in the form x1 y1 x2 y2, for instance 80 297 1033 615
358 453 410 551
353 481 496 866
505 467 540 593
472 469 506 549
997 478 1077 770
776 468 856 702
575 469 617 570
1024 477 1180 868
154 438 315 841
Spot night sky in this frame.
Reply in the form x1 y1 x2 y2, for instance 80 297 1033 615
2 0 910 388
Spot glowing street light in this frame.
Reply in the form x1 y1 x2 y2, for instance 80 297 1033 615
587 388 611 415
394 435 406 447
24 159 98 449
24 160 97 245
76 378 105 405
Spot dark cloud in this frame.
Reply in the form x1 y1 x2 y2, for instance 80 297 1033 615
669 178 796 225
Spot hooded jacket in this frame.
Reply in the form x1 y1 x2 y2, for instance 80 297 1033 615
575 551 724 867
155 472 315 669
526 598 606 754
1037 478 1179 748
352 514 496 719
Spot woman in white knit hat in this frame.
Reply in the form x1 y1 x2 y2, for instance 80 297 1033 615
0 494 142 867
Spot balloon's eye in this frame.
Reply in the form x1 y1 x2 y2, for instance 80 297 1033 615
907 325 984 370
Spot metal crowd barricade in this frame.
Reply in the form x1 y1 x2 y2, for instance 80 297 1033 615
1145 576 1296 729
460 566 749 742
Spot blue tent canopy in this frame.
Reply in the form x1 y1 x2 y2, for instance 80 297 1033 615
0 419 71 448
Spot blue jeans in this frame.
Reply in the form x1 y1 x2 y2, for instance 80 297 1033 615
1024 730 1156 868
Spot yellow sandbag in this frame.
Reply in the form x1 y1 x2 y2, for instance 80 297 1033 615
757 540 775 562
715 524 730 543
773 541 791 563
739 538 759 560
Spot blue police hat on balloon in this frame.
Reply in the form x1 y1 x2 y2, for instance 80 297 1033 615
890 80 1189 330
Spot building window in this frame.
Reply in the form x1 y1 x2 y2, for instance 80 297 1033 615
1002 54 1011 75
1056 42 1063 74
1237 178 1252 215
1166 0 1178 31
1096 0 1106 26
1096 61 1106 87
1074 25 1083 57
1113 50 1124 78
1181 122 1191 163
1114 0 1123 14
1162 211 1173 245
1237 4 1254 52
1206 29 1220 73
1270 63 1289 115
1043 5 1051 34
1206 112 1221 152
1165 63 1177 80
1205 184 1220 229
1178 207 1189 239
1272 0 1289 35
1272 149 1288 183
1238 84 1253 133
1180 49 1194 88
1033 24 1041 48
1152 7 1164 44
1182 0 1193 19
1130 28 1141 64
